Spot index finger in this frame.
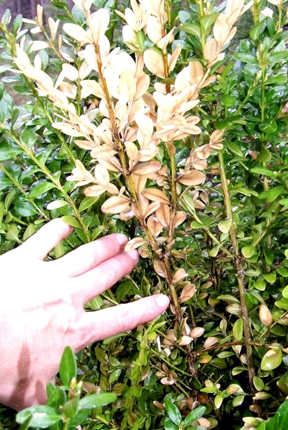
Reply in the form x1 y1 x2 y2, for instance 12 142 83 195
20 219 72 260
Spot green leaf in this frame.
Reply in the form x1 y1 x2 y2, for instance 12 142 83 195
225 141 243 156
29 182 56 199
214 392 224 409
261 348 282 371
249 19 266 41
184 406 206 428
12 14 22 35
16 406 62 428
199 13 219 32
277 268 288 278
6 224 20 242
250 167 276 178
242 246 255 259
164 418 178 430
5 189 17 210
79 196 99 212
253 376 264 391
0 143 22 161
21 129 38 148
277 373 288 394
218 219 231 234
14 201 38 217
258 186 285 203
275 298 288 310
234 53 258 64
164 399 182 426
233 318 244 341
79 393 117 409
59 346 77 386
282 286 288 299
264 272 277 284
62 396 79 419
62 216 82 229
177 24 201 38
0 99 8 122
268 51 288 64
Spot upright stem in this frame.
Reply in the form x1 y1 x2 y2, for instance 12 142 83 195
218 153 256 397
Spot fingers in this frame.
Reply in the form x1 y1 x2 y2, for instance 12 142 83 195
20 219 73 260
75 295 170 350
49 233 128 277
71 250 139 304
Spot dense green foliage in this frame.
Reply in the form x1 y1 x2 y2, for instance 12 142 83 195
1 0 288 429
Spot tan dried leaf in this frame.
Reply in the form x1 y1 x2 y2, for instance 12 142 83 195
132 161 161 176
190 327 205 339
203 337 218 349
204 38 218 63
161 376 176 385
81 80 105 98
153 259 166 278
189 60 204 85
84 184 106 197
173 211 186 228
130 174 146 195
153 401 165 410
142 188 170 205
63 23 92 45
259 304 273 327
91 8 110 42
179 283 196 303
178 336 193 346
144 201 161 219
125 237 147 251
147 216 163 237
101 195 130 214
198 418 211 428
74 140 98 150
172 268 188 283
98 158 122 173
156 204 171 227
177 170 206 186
143 49 165 78
94 164 109 186
163 329 176 346
125 141 139 161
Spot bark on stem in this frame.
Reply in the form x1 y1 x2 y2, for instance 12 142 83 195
218 153 256 396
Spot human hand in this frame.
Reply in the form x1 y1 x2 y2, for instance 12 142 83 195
0 219 169 410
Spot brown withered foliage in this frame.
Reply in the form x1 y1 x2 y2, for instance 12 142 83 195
13 0 250 376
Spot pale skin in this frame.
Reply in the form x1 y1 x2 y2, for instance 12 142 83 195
0 218 169 411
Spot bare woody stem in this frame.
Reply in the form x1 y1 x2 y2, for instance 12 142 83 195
218 152 256 396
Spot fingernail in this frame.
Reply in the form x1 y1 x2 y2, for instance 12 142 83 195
126 250 139 261
116 234 127 246
155 294 170 308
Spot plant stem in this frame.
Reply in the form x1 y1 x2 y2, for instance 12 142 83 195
218 152 256 396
